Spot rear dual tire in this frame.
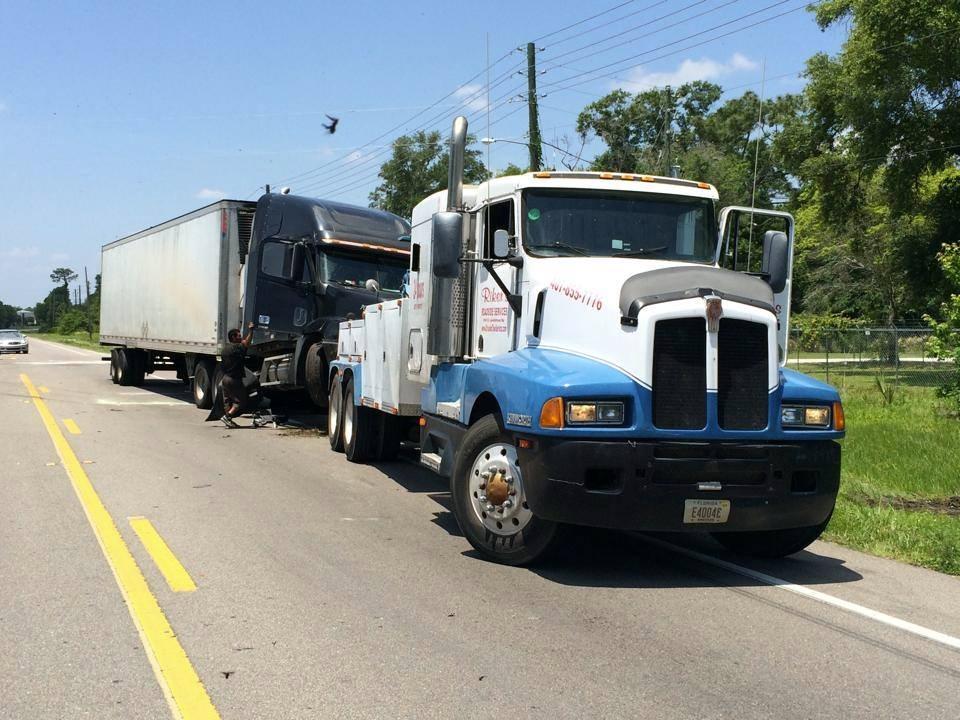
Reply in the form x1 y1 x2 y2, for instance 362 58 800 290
110 348 146 387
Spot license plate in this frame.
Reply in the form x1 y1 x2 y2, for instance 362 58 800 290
683 499 730 524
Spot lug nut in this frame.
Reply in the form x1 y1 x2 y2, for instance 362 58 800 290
506 477 514 484
485 504 494 512
479 482 486 490
503 500 514 509
481 471 491 480
479 495 487 503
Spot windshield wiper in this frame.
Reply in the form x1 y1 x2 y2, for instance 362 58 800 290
612 246 667 258
526 242 588 256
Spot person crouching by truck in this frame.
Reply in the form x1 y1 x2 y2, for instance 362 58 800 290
220 322 254 428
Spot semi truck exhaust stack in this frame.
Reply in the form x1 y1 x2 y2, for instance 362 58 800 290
427 117 470 360
447 116 468 211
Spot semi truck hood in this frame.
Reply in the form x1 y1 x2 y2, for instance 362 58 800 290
522 256 779 388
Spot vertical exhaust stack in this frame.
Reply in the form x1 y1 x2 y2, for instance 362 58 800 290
427 117 470 360
447 116 468 211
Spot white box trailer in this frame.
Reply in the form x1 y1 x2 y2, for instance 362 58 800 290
100 200 255 396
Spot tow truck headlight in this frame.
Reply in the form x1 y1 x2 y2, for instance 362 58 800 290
566 401 625 425
781 405 831 428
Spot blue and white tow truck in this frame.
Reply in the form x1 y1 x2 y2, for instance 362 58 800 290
327 117 845 565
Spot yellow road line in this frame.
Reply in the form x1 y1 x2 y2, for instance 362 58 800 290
63 418 82 435
39 386 50 394
19 373 219 720
130 517 198 593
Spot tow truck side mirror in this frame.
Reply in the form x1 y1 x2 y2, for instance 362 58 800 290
493 228 510 259
762 230 789 293
431 211 463 279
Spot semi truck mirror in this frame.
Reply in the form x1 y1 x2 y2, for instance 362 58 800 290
761 230 789 293
493 228 510 259
431 211 463 279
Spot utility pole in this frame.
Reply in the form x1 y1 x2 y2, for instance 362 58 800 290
663 85 672 177
84 266 90 303
526 42 543 172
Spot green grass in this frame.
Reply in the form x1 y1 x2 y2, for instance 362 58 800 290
803 367 960 574
32 331 106 353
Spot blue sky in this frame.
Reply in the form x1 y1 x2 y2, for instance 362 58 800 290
0 0 846 308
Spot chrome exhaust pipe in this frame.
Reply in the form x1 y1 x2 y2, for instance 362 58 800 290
446 116 468 212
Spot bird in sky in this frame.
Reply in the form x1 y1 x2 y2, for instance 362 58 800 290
322 115 339 134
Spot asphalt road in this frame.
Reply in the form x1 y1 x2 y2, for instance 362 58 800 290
2 338 959 720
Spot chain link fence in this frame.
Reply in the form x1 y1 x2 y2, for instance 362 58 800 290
785 327 957 388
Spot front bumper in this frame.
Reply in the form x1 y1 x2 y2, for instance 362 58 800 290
517 438 840 532
0 344 26 353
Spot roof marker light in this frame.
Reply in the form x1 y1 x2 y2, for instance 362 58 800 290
697 182 711 190
534 171 552 178
599 172 614 179
640 175 656 182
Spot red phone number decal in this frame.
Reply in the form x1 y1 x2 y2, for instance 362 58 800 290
549 282 603 311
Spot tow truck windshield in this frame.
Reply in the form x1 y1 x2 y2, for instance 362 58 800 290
322 252 407 298
522 189 718 263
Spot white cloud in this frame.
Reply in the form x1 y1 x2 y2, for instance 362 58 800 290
196 188 226 200
345 149 368 165
0 246 40 260
454 84 489 113
618 53 758 92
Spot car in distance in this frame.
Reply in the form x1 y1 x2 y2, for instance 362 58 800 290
0 329 29 354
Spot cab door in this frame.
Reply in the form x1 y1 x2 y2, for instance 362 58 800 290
718 206 794 361
247 236 314 337
470 198 516 358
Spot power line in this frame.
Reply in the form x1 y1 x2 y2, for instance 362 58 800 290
271 2 667 196
540 0 735 69
543 2 806 94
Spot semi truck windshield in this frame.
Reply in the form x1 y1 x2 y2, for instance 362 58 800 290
522 189 718 262
322 253 407 297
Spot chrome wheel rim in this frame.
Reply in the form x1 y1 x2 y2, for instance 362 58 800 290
468 442 532 536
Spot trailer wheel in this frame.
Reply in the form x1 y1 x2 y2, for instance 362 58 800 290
451 415 560 566
116 349 136 386
328 373 345 452
109 349 121 384
712 513 832 558
343 378 377 463
193 360 215 409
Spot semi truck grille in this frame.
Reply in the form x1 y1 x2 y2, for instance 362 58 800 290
653 318 707 429
718 319 769 430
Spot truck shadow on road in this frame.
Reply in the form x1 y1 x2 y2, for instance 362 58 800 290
368 454 864 590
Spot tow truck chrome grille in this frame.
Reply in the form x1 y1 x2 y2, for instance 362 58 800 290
652 318 706 429
718 319 768 430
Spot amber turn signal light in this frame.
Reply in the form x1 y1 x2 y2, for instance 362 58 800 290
539 397 564 428
833 402 845 431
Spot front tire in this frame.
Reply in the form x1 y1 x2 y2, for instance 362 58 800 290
450 415 560 566
712 514 832 558
328 373 345 452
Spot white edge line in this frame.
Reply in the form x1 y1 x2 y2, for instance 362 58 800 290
642 536 960 652
29 337 102 356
